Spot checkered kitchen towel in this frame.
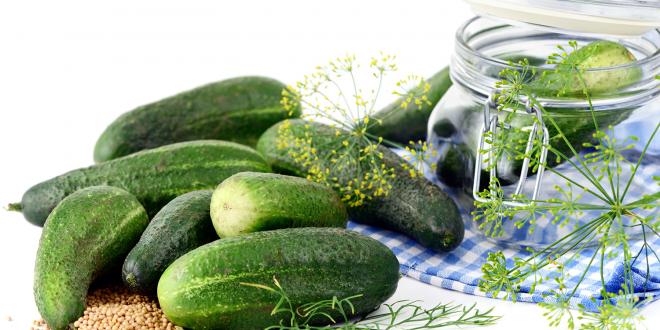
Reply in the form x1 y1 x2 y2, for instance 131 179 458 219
348 117 660 312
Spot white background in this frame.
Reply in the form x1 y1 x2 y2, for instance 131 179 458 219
1 1 659 329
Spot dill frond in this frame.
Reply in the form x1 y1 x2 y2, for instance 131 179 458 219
477 40 659 328
277 54 434 207
243 277 500 329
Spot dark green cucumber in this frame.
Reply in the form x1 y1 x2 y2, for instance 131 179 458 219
210 172 347 237
367 67 451 143
157 227 400 330
34 186 149 330
16 140 271 226
257 120 464 252
94 76 301 162
122 190 217 295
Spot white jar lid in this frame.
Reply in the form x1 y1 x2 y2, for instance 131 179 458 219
464 0 660 36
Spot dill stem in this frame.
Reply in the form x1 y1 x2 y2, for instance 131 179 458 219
328 78 357 123
642 239 660 265
349 69 362 120
616 157 621 205
568 240 603 300
606 164 618 204
542 162 611 205
366 71 384 115
599 217 615 289
620 121 659 202
516 215 608 276
501 142 612 205
574 71 599 133
536 105 613 204
299 98 352 132
314 89 356 125
638 225 651 292
624 191 660 209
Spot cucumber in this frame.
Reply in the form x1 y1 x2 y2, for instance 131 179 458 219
533 40 640 97
367 67 451 143
157 227 400 330
94 76 301 162
210 172 347 237
257 120 464 252
122 190 217 295
34 186 149 330
13 140 271 226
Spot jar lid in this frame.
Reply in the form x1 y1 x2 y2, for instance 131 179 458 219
464 0 660 36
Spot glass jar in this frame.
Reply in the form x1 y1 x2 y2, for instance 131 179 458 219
427 16 660 247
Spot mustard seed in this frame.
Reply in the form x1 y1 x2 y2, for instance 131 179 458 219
32 285 178 330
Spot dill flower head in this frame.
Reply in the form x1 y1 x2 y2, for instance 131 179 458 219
477 40 659 330
277 54 431 207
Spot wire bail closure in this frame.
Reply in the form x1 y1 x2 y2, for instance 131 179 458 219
472 92 550 207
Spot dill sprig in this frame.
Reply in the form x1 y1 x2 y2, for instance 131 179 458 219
277 54 435 207
476 42 659 329
243 277 500 329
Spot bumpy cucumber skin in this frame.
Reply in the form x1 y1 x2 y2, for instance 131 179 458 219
157 228 400 330
367 67 452 143
210 172 347 237
34 186 149 330
122 190 217 295
533 40 640 97
20 140 271 226
94 76 302 163
257 120 464 252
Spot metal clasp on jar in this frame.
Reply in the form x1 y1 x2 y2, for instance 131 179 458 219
473 92 550 207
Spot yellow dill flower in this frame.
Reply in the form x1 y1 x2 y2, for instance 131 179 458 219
276 54 432 207
402 140 438 177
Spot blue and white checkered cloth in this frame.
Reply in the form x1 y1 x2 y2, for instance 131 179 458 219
348 117 660 312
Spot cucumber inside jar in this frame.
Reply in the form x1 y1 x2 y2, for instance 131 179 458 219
428 16 659 247
431 38 641 190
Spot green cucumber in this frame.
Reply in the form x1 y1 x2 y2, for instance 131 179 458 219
533 40 640 97
257 120 464 252
157 227 399 330
94 76 301 162
14 140 271 226
34 186 149 330
367 67 451 143
210 172 347 237
122 190 217 295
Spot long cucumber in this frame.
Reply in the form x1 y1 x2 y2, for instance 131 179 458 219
257 119 464 252
12 140 271 226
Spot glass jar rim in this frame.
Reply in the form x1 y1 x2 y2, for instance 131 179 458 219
451 16 660 106
456 16 660 72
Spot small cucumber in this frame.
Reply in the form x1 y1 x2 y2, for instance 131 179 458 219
94 76 301 162
122 190 217 295
34 186 149 330
210 172 347 238
257 120 464 252
367 67 451 143
157 228 400 330
13 140 271 226
533 40 640 97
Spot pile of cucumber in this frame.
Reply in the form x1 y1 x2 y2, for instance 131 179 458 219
11 74 461 330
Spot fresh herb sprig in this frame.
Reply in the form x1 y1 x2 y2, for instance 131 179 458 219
242 278 500 329
476 42 659 329
277 54 436 207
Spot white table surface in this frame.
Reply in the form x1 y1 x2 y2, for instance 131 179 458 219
1 1 658 329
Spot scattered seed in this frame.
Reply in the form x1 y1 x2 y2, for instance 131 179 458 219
32 285 178 330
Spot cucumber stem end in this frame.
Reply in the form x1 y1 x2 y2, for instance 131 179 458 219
6 203 22 212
